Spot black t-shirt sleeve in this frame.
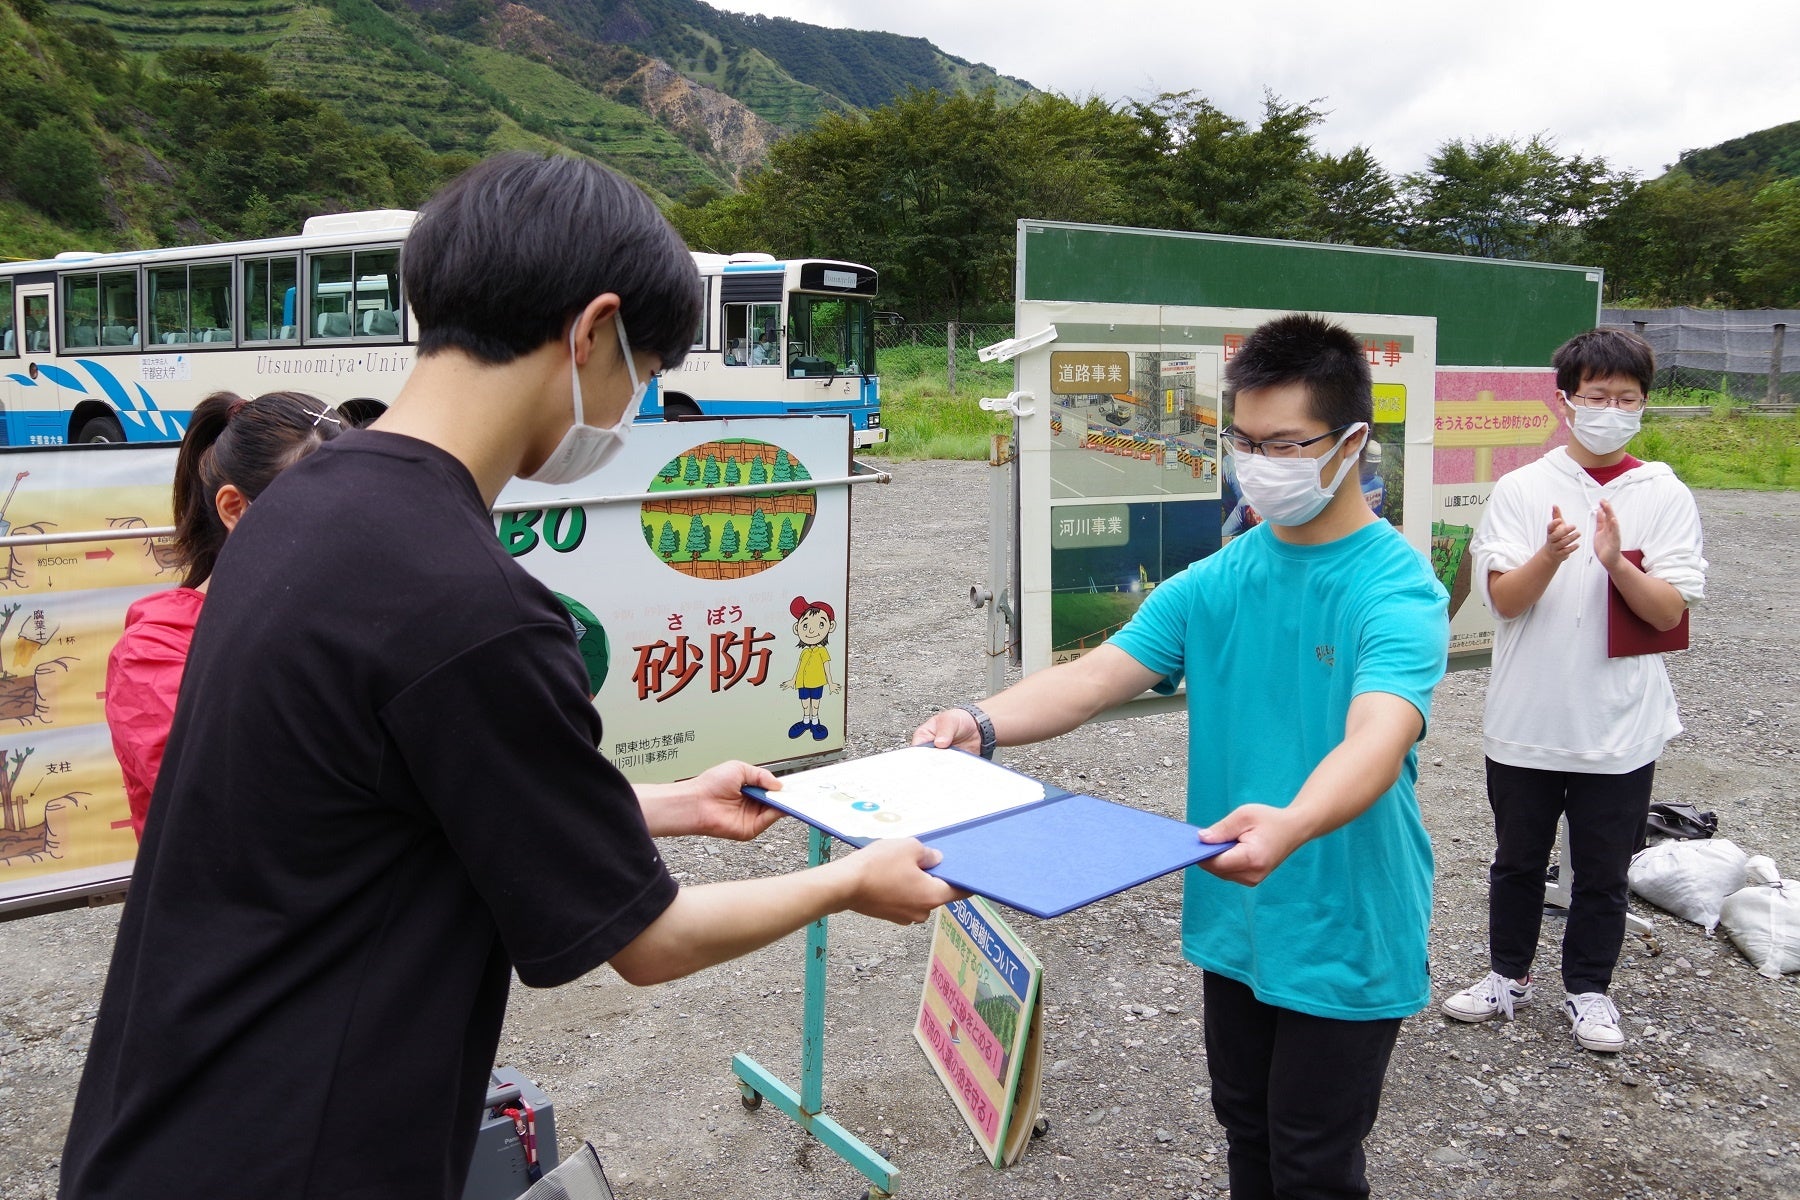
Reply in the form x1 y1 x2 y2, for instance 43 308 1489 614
378 620 678 987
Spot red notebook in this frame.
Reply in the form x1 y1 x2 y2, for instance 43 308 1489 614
1607 549 1689 658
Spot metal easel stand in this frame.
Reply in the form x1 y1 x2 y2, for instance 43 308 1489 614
1543 815 1661 956
731 826 898 1200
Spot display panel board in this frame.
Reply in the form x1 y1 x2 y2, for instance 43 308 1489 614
1019 222 1601 368
1011 302 1435 673
995 221 1603 682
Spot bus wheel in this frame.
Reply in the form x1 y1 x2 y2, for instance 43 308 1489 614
663 396 702 421
76 414 125 444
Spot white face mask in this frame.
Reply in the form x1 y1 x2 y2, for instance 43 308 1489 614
1567 401 1640 456
525 316 648 485
1228 424 1366 527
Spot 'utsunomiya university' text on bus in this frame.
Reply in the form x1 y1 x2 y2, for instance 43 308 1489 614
0 212 885 447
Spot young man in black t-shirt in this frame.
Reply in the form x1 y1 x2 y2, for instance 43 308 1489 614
62 154 962 1199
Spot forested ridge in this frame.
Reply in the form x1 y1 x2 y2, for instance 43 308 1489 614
669 91 1800 320
2 0 1794 325
0 0 1025 256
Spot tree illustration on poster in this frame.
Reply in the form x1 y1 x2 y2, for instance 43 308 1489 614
642 439 816 580
553 592 609 698
685 514 710 562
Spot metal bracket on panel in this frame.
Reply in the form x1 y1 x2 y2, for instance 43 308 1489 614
978 325 1058 362
978 391 1036 418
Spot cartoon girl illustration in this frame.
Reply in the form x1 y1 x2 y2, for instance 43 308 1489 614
781 595 840 739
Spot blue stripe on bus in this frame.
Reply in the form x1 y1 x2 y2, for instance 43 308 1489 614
0 407 186 445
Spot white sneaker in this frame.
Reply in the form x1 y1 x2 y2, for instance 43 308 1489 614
1565 991 1625 1053
1442 971 1535 1022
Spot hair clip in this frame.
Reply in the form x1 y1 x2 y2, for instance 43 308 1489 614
308 407 343 428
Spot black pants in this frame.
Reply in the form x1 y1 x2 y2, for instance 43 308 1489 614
1202 971 1401 1200
1486 757 1657 995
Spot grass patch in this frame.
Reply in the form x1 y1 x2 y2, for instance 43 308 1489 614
1634 412 1799 490
865 347 1013 459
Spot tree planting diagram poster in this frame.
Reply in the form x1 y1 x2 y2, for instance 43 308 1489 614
0 444 180 912
1012 302 1437 674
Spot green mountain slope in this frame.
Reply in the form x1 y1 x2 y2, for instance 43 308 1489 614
50 0 741 198
1674 119 1800 186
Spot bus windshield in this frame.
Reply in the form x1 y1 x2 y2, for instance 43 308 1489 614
786 294 874 378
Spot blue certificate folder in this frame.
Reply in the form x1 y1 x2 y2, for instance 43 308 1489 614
744 749 1233 919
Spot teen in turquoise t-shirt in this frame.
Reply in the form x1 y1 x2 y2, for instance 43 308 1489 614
1110 517 1447 1019
916 314 1448 1199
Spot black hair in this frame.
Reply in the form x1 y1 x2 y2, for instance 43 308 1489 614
1553 328 1655 396
172 390 342 589
403 152 701 371
1224 313 1373 438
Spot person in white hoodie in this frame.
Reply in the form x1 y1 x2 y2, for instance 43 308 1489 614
1443 328 1707 1053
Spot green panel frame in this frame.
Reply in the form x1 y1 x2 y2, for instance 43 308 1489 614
1019 221 1601 368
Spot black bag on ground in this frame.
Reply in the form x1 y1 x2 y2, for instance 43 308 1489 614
1646 801 1718 841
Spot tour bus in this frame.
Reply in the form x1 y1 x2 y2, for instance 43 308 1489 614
0 212 886 447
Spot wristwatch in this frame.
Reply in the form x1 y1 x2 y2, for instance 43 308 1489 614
954 703 997 760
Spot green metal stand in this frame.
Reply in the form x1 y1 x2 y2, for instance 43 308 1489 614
732 826 898 1198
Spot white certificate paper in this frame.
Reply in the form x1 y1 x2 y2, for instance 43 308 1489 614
764 746 1047 841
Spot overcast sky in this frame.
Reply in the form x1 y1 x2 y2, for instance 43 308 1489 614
713 1 1799 180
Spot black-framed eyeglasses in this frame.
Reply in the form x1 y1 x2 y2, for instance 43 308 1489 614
1563 391 1646 412
1221 423 1354 459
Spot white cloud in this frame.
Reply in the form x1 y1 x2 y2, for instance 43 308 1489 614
711 0 1800 178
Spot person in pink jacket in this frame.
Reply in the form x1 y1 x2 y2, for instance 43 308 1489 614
107 389 343 837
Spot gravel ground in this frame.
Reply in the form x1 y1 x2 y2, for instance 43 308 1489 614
1 464 1795 1200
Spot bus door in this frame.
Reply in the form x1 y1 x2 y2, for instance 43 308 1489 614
3 282 56 447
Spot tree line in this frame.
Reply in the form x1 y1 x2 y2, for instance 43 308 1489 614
5 0 1793 318
667 89 1800 321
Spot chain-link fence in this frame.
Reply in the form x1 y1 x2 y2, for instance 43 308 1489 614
872 321 1014 352
873 320 1016 390
1602 308 1799 407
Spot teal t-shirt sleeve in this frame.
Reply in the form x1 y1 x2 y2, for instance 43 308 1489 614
1107 565 1194 694
1352 572 1449 739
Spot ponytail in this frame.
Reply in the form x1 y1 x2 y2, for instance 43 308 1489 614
170 390 343 588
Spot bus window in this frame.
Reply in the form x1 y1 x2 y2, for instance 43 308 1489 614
100 270 140 348
723 302 779 366
787 294 874 377
692 279 708 351
190 262 233 343
148 266 189 345
23 293 49 352
0 280 12 357
351 247 400 338
308 248 399 340
243 255 299 342
148 262 233 346
309 252 354 339
61 273 100 349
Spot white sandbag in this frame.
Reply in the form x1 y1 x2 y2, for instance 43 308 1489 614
1627 838 1748 932
1745 855 1781 886
1718 880 1800 978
